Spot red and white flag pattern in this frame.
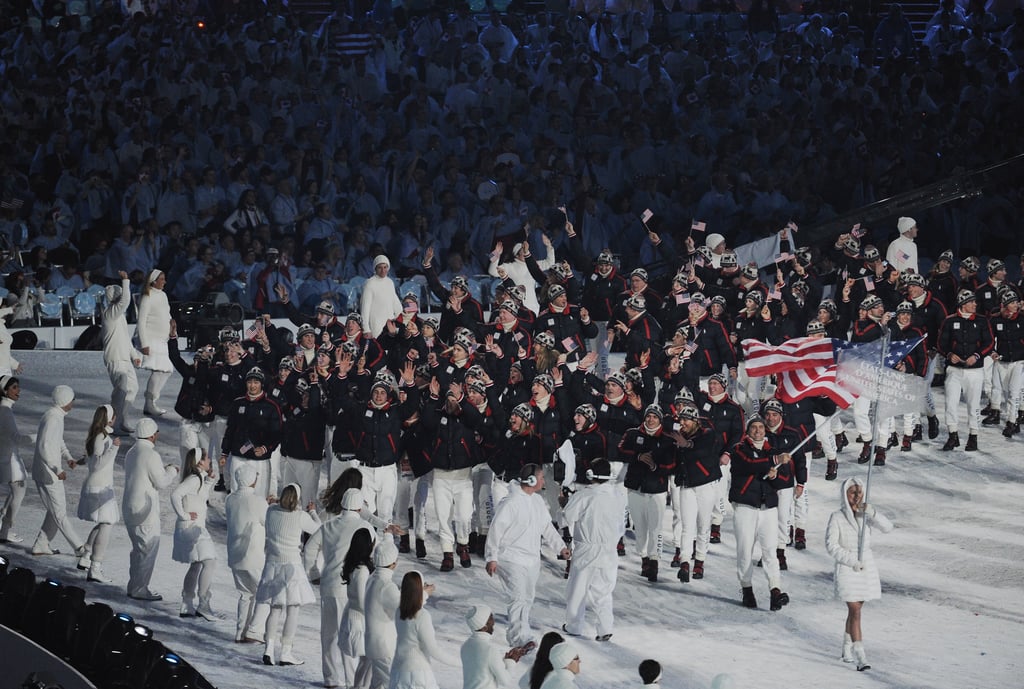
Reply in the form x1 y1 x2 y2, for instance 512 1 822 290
741 336 836 378
776 365 856 408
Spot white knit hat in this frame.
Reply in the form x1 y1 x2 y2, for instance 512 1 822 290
341 488 363 510
105 284 122 302
706 233 726 251
52 385 74 407
465 605 491 631
549 642 577 669
234 464 259 489
373 539 398 568
135 417 159 439
373 254 390 269
148 269 163 285
897 217 916 234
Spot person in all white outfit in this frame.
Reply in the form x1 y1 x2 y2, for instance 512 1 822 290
77 405 121 583
538 642 581 689
306 487 378 688
225 464 270 643
461 604 526 689
0 305 23 377
488 238 556 316
171 447 219 619
825 477 893 672
256 483 320 667
485 464 571 650
561 459 625 641
360 255 402 338
389 570 449 689
885 217 919 274
103 271 141 435
136 269 174 416
122 417 179 600
365 540 401 689
340 527 375 689
30 385 87 558
0 375 33 543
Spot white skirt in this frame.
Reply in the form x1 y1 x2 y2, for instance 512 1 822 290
141 342 173 373
389 669 439 689
0 453 27 484
78 486 120 524
256 561 316 606
172 520 217 563
340 609 366 656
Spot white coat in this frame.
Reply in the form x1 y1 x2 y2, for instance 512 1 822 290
341 564 371 656
78 433 120 523
886 234 919 275
538 669 576 689
360 272 402 338
122 438 177 527
31 405 75 487
485 483 564 568
825 477 893 602
0 306 20 376
389 608 448 689
304 511 377 591
103 278 142 367
170 472 216 562
460 632 515 689
365 567 401 661
225 485 267 572
256 506 319 606
136 287 172 372
0 398 32 483
488 246 555 316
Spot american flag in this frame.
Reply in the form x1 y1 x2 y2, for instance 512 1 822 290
244 322 261 340
837 336 925 369
641 209 654 224
691 220 707 233
683 341 699 354
741 336 837 378
864 275 875 291
851 224 866 238
336 32 375 56
777 364 856 408
786 221 799 233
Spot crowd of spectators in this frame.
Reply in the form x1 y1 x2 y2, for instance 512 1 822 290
1 0 1023 326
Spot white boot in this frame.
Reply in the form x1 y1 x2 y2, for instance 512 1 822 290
144 394 166 417
278 644 304 666
841 633 855 663
853 641 870 671
180 592 197 618
31 538 58 556
77 546 92 571
263 639 278 666
87 562 111 583
197 594 225 620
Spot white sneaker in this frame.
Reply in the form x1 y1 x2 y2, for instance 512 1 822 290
31 542 59 556
0 531 24 543
278 645 304 666
87 564 112 583
196 597 226 621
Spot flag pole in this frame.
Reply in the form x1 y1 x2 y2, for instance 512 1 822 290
859 326 890 561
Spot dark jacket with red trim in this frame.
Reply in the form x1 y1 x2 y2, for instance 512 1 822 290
672 423 723 488
910 291 949 350
989 311 1024 362
728 436 792 508
619 425 676 494
765 423 805 487
689 312 737 375
937 310 994 368
566 423 608 485
421 395 481 471
169 338 216 423
621 310 663 369
489 429 545 481
696 392 745 456
280 378 328 461
222 392 284 459
334 385 421 466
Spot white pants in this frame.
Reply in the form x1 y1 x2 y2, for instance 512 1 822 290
432 469 473 552
369 656 393 689
281 457 322 509
541 475 561 527
793 484 810 530
395 473 430 538
361 464 398 522
564 544 617 637
627 490 664 560
497 561 539 648
210 416 228 480
983 354 994 398
671 480 717 562
180 419 211 466
944 366 984 433
144 369 172 409
107 360 139 430
1 480 26 540
126 514 161 597
321 590 346 686
330 453 359 484
737 362 766 419
34 480 83 552
490 478 511 515
923 353 939 417
733 503 781 589
231 455 279 500
813 412 838 461
853 396 884 445
471 464 495 534
711 470 731 526
775 486 794 548
232 567 269 642
992 359 1024 418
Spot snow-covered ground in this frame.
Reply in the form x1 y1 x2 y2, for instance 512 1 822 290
2 351 1023 689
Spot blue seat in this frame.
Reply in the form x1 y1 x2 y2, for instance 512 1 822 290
37 292 64 325
71 291 98 323
399 280 423 304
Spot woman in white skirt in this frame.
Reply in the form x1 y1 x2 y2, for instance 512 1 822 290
257 483 320 667
1 375 32 544
137 269 173 417
825 477 893 672
77 405 121 582
170 447 219 619
389 571 448 689
340 528 375 689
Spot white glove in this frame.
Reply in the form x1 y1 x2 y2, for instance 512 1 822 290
862 503 877 519
852 561 864 572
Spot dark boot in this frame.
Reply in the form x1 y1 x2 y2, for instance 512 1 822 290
617 537 626 556
467 532 479 552
787 525 794 547
901 435 913 452
981 403 994 417
811 441 824 459
710 524 721 544
440 552 454 572
1003 421 1020 438
561 526 572 546
641 557 650 577
873 447 886 466
887 432 899 449
777 548 788 571
982 411 1001 426
742 586 757 608
825 459 838 481
670 548 682 568
1018 410 1024 426
931 373 945 388
476 534 487 558
692 559 704 579
457 544 472 568
912 423 923 441
647 559 659 583
415 538 427 559
214 476 227 492
965 433 979 451
770 587 790 611
927 415 940 439
857 441 872 464
794 528 806 550
941 432 959 451
563 559 571 580
835 432 849 452
677 561 690 583
398 534 411 554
